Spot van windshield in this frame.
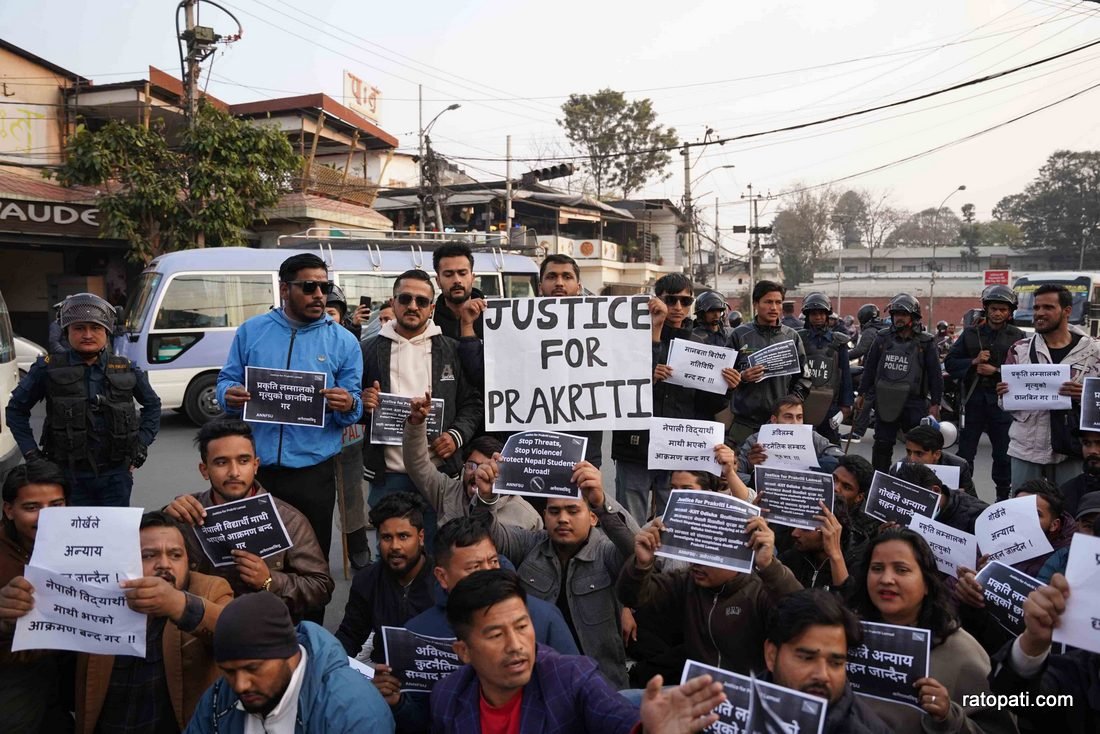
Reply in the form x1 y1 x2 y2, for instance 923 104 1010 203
124 273 162 333
1013 276 1089 326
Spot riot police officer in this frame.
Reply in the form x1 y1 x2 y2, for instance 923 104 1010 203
6 293 161 506
858 293 942 471
934 320 953 360
798 293 853 443
693 290 732 346
944 285 1025 500
727 310 743 329
847 303 884 441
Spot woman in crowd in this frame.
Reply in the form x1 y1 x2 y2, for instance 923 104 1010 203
849 528 1017 733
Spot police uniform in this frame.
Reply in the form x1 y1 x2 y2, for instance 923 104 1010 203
797 293 854 443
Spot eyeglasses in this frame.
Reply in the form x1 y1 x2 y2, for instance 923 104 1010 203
662 295 694 307
396 293 433 309
285 280 334 295
464 461 480 474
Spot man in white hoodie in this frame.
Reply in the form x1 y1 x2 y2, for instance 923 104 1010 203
361 269 483 546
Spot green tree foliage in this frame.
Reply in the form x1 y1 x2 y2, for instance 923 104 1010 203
55 102 299 262
830 189 868 248
993 150 1100 268
770 187 836 287
557 89 678 199
885 206 962 249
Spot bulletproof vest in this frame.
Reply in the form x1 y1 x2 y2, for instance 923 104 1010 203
44 351 139 468
962 324 1024 390
875 332 930 423
798 328 843 391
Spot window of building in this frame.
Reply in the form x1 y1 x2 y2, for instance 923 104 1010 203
989 255 1009 268
845 265 858 273
901 265 917 272
872 265 888 273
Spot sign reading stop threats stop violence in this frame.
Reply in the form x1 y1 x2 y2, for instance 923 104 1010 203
483 296 653 432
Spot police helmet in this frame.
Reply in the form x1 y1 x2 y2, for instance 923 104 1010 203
887 293 921 318
801 292 831 315
981 285 1018 310
936 320 949 332
326 284 348 309
59 293 115 332
694 291 728 317
728 310 743 328
857 303 880 326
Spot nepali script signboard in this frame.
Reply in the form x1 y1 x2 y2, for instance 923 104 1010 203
864 471 939 526
493 430 588 499
382 626 460 693
974 495 1053 566
681 660 827 734
1001 364 1071 411
976 561 1042 636
847 621 931 711
648 418 724 477
243 366 327 428
483 296 653 432
664 338 737 395
657 491 760 573
192 494 294 567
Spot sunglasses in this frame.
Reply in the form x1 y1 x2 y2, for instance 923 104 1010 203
286 280 334 295
662 295 695 307
396 293 433 309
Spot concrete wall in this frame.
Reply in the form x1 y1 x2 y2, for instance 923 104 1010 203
0 47 73 165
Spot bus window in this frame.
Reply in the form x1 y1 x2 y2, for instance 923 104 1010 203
153 274 274 331
0 290 13 363
338 273 400 309
124 272 162 333
473 274 502 297
504 274 538 298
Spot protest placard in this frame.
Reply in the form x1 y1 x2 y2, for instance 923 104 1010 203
976 561 1042 636
908 515 977 578
1080 376 1100 431
348 656 375 680
191 494 294 567
848 621 931 711
369 393 444 445
341 423 365 448
483 296 653 432
756 423 820 470
1001 363 1072 412
974 495 1053 566
492 430 588 499
31 507 143 584
12 565 146 656
657 490 760 573
926 464 961 490
681 660 827 734
753 466 834 530
243 366 327 428
382 626 460 693
1052 533 1100 654
745 340 801 380
864 472 940 526
648 417 724 476
663 338 737 395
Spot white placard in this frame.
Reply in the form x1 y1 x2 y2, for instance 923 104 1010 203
1053 533 1100 654
648 418 724 476
908 515 977 578
1001 364 1071 411
31 507 143 583
663 338 737 395
975 495 1054 566
757 423 820 470
925 464 961 490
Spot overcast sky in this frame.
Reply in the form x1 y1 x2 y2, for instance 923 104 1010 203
4 0 1100 253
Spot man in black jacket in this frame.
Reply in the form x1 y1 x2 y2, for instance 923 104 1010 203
893 425 977 497
890 462 986 533
1058 429 1100 516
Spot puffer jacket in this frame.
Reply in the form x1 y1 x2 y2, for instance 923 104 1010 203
727 320 811 427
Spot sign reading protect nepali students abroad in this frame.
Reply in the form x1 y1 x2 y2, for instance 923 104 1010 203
14 507 146 656
756 423 820 470
663 338 738 396
908 515 977 578
745 339 801 380
1001 363 1072 411
192 494 294 567
370 392 444 445
381 626 460 693
753 467 834 530
648 417 724 477
243 366 328 428
864 471 939 526
1052 532 1100 655
657 491 760 573
483 296 653 432
847 621 931 711
681 659 827 734
974 495 1053 566
976 561 1042 636
1080 377 1100 430
493 430 588 500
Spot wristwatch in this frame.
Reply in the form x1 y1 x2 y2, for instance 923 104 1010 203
261 577 273 592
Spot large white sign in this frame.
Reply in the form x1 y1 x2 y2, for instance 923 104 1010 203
483 296 653 432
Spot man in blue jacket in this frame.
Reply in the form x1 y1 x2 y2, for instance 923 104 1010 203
185 591 394 733
217 253 363 569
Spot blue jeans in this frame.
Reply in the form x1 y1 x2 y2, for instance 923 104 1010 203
614 460 670 525
1010 456 1082 490
368 472 439 551
66 469 133 507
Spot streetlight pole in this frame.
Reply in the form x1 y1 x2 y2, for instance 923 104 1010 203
419 102 460 232
683 162 735 282
929 184 966 324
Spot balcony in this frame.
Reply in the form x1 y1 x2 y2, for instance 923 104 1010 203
293 161 380 208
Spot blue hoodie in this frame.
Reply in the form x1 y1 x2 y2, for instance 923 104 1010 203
185 622 394 734
217 310 363 468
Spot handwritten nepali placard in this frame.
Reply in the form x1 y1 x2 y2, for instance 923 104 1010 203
493 430 588 499
1001 363 1071 411
753 466 834 530
243 366 327 428
745 339 801 380
908 515 977 578
657 491 760 573
974 495 1053 566
31 507 143 584
848 621 931 711
1080 377 1100 430
681 659 827 734
12 565 146 656
1052 532 1100 654
648 417 724 477
369 393 444 445
976 561 1042 636
757 423 820 470
483 296 653 432
926 463 961 490
381 626 460 693
864 472 939 526
192 494 294 567
664 338 737 395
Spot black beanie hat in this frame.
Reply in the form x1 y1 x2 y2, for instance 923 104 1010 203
214 592 299 662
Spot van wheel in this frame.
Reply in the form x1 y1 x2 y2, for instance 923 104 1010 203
183 373 222 425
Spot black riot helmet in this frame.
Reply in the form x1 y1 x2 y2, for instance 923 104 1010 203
325 284 348 320
694 291 728 318
728 310 743 328
887 293 922 319
981 285 1018 310
936 320 949 332
800 292 831 315
857 303 880 326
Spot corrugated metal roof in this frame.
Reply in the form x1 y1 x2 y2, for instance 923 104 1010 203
0 167 98 203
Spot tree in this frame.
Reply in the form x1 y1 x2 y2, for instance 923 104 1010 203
828 188 904 267
885 207 962 249
958 202 981 267
55 102 299 262
770 186 836 287
993 150 1100 268
830 189 868 249
557 89 678 199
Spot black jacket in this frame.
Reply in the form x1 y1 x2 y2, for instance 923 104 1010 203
727 320 811 427
935 488 988 534
823 683 893 734
1059 472 1100 517
989 640 1100 734
335 556 436 663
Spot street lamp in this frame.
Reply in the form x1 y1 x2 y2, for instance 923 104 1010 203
685 165 735 284
419 103 461 232
928 184 966 324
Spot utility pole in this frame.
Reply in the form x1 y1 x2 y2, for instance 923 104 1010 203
682 142 693 280
178 0 221 126
714 196 719 290
505 135 512 243
417 84 424 232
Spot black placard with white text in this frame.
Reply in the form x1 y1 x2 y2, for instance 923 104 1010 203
191 494 294 567
864 471 940 525
680 660 827 734
369 393 444 445
975 561 1042 636
847 621 931 711
492 431 588 499
243 366 327 428
753 466 835 530
657 490 759 573
382 626 460 693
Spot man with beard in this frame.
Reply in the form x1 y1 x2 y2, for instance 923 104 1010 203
74 512 233 733
1058 430 1100 516
764 590 891 734
164 420 333 623
998 283 1100 487
779 503 850 592
431 242 488 388
335 492 435 662
187 591 393 733
832 455 879 556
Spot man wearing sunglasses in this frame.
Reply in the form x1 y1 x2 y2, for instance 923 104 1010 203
217 253 364 598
